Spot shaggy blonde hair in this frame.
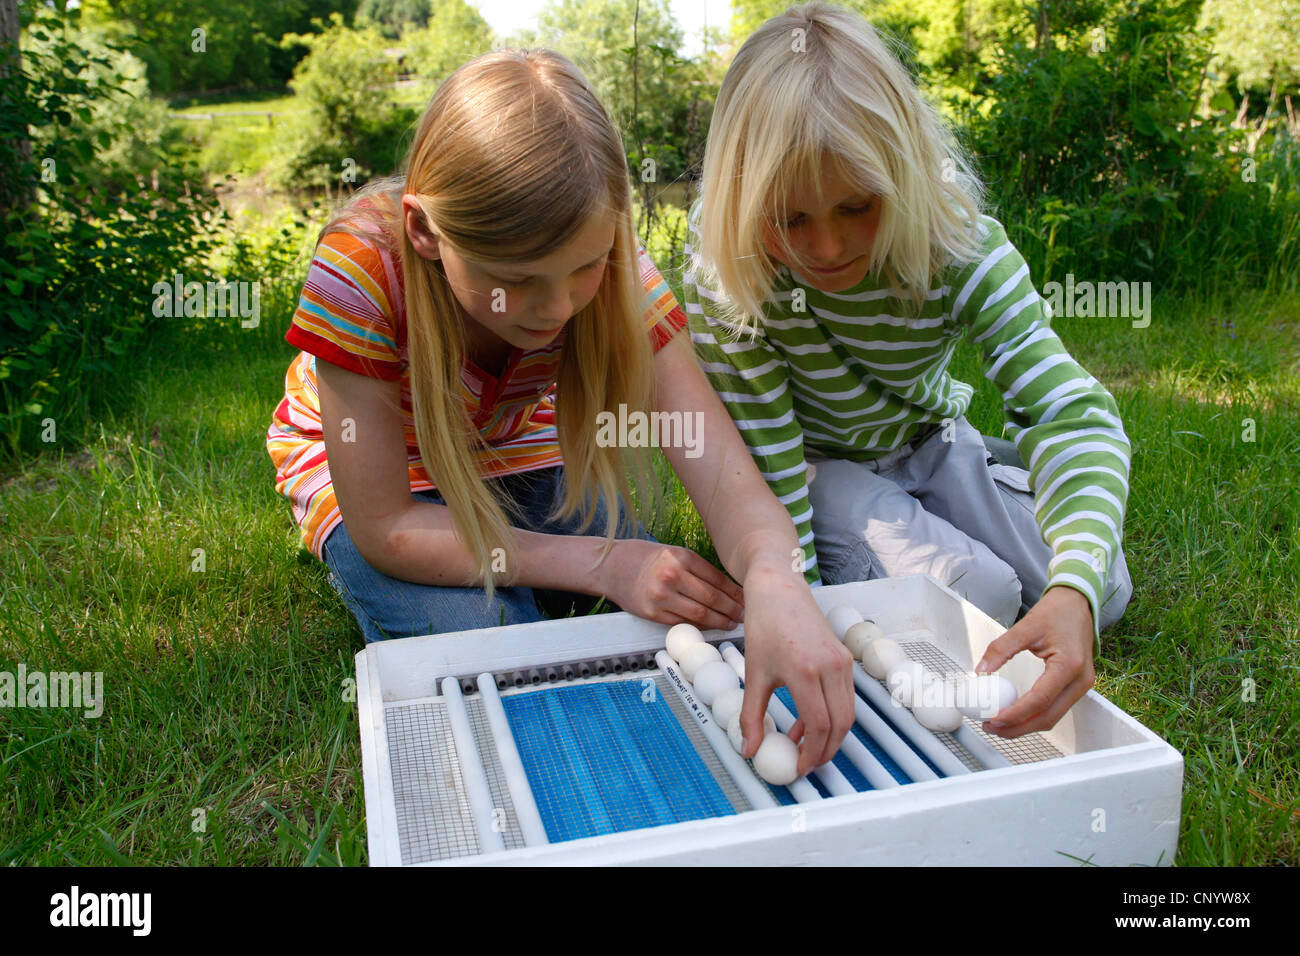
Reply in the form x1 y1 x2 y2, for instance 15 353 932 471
316 49 661 604
692 2 987 334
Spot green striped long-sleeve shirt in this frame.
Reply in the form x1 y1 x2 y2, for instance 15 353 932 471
680 200 1131 635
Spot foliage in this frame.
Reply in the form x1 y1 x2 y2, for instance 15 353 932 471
22 20 191 196
271 13 419 190
535 0 712 188
633 198 689 282
961 0 1300 294
398 0 495 85
0 9 226 460
1198 0 1300 97
357 0 433 39
75 0 360 95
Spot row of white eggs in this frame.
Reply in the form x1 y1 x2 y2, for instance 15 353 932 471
825 606 1018 732
663 623 800 787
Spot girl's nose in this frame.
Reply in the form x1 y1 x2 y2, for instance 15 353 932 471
806 221 845 264
535 286 573 323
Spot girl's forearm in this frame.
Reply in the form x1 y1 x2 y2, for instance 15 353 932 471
363 499 614 594
707 466 803 583
653 335 805 584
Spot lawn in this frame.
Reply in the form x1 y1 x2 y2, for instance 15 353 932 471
0 251 1296 864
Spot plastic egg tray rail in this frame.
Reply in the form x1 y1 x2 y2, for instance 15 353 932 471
356 575 1183 865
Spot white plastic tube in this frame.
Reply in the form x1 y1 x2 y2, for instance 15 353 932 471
851 664 972 777
954 723 1013 769
654 651 778 810
441 677 506 854
476 673 550 846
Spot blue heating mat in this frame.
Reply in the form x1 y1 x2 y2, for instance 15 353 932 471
501 680 737 843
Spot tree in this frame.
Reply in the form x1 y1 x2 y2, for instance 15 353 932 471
399 0 494 84
78 0 361 94
1199 0 1300 101
275 12 415 189
1 0 32 220
535 0 709 188
357 0 434 39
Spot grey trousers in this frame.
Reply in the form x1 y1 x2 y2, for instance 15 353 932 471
805 417 1133 630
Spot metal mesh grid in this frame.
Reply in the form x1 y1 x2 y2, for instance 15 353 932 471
468 696 528 852
386 671 751 863
900 641 1064 766
384 703 478 864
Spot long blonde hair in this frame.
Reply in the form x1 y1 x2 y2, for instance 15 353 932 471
316 49 660 604
692 1 987 334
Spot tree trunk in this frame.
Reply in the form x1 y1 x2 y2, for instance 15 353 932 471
0 0 35 221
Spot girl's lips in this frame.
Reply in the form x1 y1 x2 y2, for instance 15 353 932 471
807 257 860 275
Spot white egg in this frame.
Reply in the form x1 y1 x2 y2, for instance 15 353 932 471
678 641 722 682
752 733 800 786
912 705 964 733
726 710 777 753
692 660 739 707
710 687 745 728
861 637 906 679
825 605 865 641
957 673 1020 720
844 620 885 659
664 623 704 663
886 660 935 709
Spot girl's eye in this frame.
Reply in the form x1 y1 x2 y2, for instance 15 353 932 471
493 258 604 287
784 200 875 228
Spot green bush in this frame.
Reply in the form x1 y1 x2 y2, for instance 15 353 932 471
271 13 419 192
398 0 494 85
23 22 191 198
0 11 226 461
961 0 1300 293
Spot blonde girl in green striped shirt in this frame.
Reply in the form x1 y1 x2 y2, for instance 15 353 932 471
683 2 1134 739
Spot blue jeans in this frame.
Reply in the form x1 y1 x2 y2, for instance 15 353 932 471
321 466 658 643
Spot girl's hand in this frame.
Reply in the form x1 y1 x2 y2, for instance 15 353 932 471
735 566 855 777
974 585 1096 736
598 538 746 632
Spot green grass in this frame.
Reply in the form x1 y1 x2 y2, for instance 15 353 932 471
1 261 1297 864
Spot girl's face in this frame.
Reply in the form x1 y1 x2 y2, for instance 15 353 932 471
402 195 614 354
761 155 882 293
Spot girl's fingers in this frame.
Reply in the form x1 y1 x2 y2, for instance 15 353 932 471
739 679 776 760
674 571 744 626
680 550 744 601
665 592 737 632
975 618 1037 674
820 660 856 766
987 656 1072 730
788 679 831 777
986 670 1093 738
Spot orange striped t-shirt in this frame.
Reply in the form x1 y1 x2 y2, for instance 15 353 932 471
266 228 689 558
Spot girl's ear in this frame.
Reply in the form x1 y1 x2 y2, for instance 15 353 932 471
401 193 442 261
